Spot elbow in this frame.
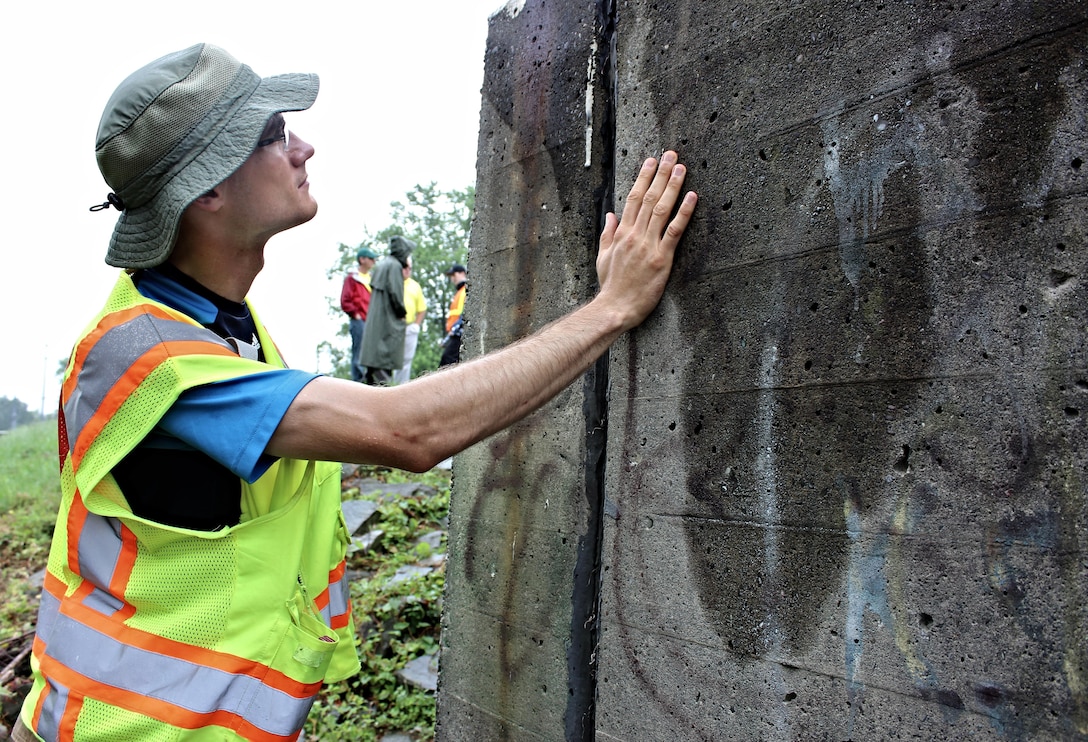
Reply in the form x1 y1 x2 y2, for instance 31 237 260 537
393 443 451 474
377 429 450 474
403 458 440 474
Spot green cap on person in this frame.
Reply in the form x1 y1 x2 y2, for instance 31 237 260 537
91 43 320 269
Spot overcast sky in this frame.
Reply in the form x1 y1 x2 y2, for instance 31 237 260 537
1 0 507 412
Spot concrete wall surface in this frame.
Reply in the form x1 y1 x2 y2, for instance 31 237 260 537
439 1 1088 740
437 1 612 740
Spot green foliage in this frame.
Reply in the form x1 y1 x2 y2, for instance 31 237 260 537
305 470 450 741
0 421 59 515
326 183 474 380
0 421 60 637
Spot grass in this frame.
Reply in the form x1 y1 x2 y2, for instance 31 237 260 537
0 421 60 515
0 421 60 637
0 421 448 742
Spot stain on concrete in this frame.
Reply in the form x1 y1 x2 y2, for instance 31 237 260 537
443 2 1088 740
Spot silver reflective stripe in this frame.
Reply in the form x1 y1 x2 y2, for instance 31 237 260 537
35 587 62 645
41 600 315 736
35 676 67 742
81 583 125 617
325 573 349 624
33 591 66 742
227 336 260 360
64 313 233 444
77 514 123 608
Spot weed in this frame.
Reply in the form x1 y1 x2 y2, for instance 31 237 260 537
308 472 451 741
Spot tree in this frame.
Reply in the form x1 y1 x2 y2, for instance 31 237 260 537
0 397 38 432
324 183 474 380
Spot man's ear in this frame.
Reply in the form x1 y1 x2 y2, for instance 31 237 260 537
190 187 224 212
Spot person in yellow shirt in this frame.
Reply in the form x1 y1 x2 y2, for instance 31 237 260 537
440 263 467 367
396 256 427 384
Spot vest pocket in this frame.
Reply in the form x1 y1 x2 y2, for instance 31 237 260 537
276 589 340 684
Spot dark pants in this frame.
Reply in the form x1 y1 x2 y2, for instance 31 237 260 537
348 317 366 382
365 367 394 386
439 335 462 367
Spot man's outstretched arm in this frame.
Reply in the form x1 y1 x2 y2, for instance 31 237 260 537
268 151 698 471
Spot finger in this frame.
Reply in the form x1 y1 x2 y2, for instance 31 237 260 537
619 157 658 229
645 161 689 238
659 191 698 253
633 151 680 234
598 211 619 250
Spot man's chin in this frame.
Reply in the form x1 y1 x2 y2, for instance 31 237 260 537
298 200 319 225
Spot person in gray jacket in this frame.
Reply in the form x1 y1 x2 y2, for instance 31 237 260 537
359 235 415 385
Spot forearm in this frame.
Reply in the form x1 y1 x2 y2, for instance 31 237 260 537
270 150 695 471
424 298 624 450
268 296 625 471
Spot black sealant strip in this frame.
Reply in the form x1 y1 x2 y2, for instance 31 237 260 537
564 1 617 740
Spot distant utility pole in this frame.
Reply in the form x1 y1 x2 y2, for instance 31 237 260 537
41 347 48 418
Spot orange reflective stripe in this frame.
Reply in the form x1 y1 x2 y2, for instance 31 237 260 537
45 577 320 699
42 570 67 598
59 691 83 742
315 560 351 630
314 562 343 610
64 493 134 621
108 522 138 600
65 491 90 579
47 489 330 713
61 306 167 403
109 522 139 622
330 609 351 631
36 580 320 739
29 636 49 731
36 653 299 742
69 339 238 473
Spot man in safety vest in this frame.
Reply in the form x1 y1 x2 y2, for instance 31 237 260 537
439 263 468 368
14 43 696 742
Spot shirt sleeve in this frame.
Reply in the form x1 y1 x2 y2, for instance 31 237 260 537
153 368 318 483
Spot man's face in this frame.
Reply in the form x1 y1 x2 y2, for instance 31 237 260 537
358 257 375 273
214 115 318 241
449 271 465 285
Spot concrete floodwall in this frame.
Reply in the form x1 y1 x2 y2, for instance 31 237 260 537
438 2 1088 740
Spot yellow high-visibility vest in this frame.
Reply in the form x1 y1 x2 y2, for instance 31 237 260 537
20 274 358 741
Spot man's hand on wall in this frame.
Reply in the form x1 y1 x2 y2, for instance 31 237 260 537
595 150 698 332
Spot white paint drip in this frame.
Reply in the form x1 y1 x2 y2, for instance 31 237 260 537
754 344 780 574
584 40 598 168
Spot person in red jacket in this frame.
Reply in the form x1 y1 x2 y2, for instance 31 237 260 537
341 246 378 381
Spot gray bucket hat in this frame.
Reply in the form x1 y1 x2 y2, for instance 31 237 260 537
92 43 319 268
